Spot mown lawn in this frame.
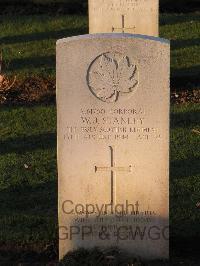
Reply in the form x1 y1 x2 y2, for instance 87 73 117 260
0 13 199 87
0 15 87 78
0 104 199 258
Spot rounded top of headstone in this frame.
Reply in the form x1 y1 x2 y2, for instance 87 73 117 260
56 33 170 46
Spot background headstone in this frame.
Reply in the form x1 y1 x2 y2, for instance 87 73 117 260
89 0 159 36
57 34 169 260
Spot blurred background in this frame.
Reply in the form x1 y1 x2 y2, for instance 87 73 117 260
0 0 199 14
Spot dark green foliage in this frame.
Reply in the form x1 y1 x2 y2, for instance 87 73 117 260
59 247 143 266
160 0 200 12
0 0 199 15
0 0 88 15
60 248 107 266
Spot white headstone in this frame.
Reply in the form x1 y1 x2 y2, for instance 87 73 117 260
89 0 159 36
57 34 169 261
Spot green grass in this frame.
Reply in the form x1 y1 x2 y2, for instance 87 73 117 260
0 105 57 244
0 13 199 86
0 104 199 248
160 13 200 82
170 104 200 240
0 15 87 78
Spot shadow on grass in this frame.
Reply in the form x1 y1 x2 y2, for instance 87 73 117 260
1 27 87 45
171 65 200 77
0 181 57 216
0 132 56 155
0 181 58 263
171 109 200 129
4 27 87 73
0 246 57 265
170 109 200 179
0 181 57 218
0 1 87 16
171 237 200 258
171 38 200 49
170 157 200 179
8 55 55 72
160 13 200 26
171 65 200 88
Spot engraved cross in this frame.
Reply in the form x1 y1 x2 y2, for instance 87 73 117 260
112 15 136 33
95 146 132 206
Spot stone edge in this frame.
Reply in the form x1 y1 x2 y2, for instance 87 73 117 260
56 33 170 46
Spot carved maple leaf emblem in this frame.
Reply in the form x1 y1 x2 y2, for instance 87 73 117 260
88 53 138 102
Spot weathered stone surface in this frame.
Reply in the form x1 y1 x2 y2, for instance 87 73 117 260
89 0 159 36
57 34 169 260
